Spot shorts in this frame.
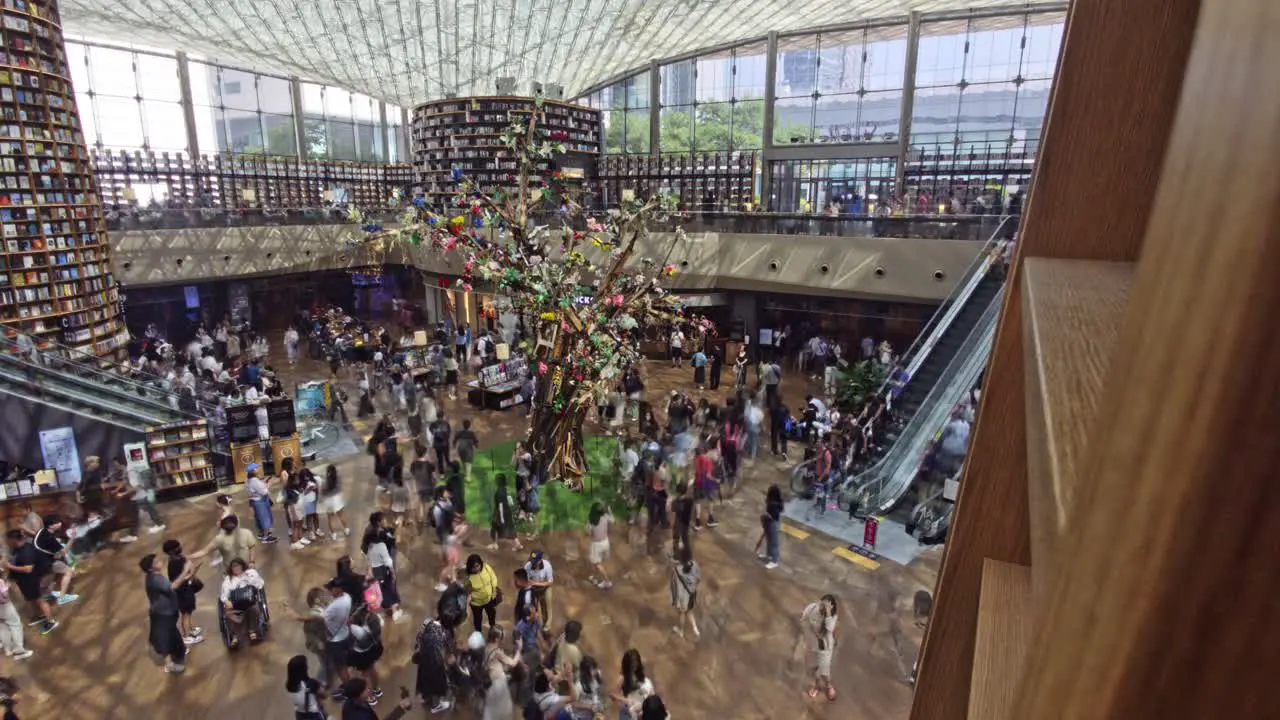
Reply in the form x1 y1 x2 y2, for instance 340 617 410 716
669 347 684 360
17 578 43 603
443 542 461 567
52 560 71 575
325 636 352 670
321 493 347 514
445 370 458 384
588 539 610 565
348 642 384 671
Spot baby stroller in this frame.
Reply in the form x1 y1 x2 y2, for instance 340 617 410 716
217 586 270 650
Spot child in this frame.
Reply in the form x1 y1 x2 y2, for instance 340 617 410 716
300 468 321 542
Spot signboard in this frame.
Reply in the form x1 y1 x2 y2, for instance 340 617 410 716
862 516 880 551
228 282 251 325
38 427 81 487
295 383 329 416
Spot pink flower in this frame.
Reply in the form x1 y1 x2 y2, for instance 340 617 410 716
608 294 624 306
464 260 475 272
461 282 473 292
538 362 548 374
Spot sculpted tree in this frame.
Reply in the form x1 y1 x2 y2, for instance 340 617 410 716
362 99 710 486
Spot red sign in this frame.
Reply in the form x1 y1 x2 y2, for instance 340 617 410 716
863 516 880 550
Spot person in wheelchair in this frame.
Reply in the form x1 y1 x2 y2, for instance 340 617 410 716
219 558 266 648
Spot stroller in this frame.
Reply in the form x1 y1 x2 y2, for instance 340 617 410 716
217 586 270 649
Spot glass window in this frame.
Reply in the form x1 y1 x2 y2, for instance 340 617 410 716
328 119 358 160
87 45 137 99
693 102 733 152
624 109 650 154
220 69 258 112
66 42 91 96
260 113 296 156
224 108 263 153
141 100 187 152
352 93 378 122
734 42 768 100
301 117 327 160
302 83 325 114
1021 13 1067 80
776 35 818 99
773 96 814 145
256 75 293 116
731 99 765 149
93 96 145 149
325 88 354 118
136 54 182 102
659 105 694 153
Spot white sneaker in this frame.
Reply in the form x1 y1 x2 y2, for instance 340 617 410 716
148 525 166 534
392 609 405 623
183 634 205 646
299 537 312 545
164 662 186 674
11 650 31 660
331 532 339 541
344 527 351 537
118 534 138 544
291 540 306 550
430 699 452 713
765 561 778 569
434 582 449 592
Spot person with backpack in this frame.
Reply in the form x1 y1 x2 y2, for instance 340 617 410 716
360 513 404 623
346 605 386 705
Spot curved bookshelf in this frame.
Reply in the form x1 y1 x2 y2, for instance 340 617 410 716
0 0 124 358
411 96 601 202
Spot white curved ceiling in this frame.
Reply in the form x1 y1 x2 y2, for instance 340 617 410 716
61 1 1021 109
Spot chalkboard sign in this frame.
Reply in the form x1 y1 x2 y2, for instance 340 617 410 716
267 399 297 437
226 404 258 443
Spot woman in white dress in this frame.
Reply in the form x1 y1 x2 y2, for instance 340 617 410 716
802 594 839 701
480 626 518 720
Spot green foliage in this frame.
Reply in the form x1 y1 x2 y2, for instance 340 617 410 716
835 360 889 411
607 101 815 155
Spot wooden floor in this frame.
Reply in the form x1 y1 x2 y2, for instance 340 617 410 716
4 347 939 719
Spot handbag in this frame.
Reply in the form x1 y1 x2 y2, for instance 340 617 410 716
229 584 258 611
363 578 384 610
189 577 205 594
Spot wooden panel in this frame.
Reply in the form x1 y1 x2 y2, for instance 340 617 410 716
1013 0 1280 716
969 560 1033 720
909 263 1032 720
910 0 1201 716
1021 259 1133 599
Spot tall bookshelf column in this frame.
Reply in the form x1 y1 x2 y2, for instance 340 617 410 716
0 0 126 359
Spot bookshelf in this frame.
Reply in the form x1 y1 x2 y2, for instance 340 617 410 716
411 96 601 202
145 419 215 490
90 150 416 211
0 0 125 358
598 152 756 210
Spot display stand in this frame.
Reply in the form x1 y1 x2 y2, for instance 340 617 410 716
145 419 215 493
229 440 262 484
466 356 528 410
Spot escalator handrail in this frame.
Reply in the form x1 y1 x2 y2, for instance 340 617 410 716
861 290 1002 513
872 214 1015 397
0 335 202 422
0 320 171 390
0 354 164 427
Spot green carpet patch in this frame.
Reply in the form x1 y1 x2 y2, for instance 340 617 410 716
462 436 630 532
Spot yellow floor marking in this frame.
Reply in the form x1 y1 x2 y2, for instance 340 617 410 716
833 546 881 571
781 524 811 540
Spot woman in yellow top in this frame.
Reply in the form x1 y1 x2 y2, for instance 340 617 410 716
464 554 501 635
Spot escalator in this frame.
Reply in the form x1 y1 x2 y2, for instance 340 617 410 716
885 270 1003 431
0 334 194 426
